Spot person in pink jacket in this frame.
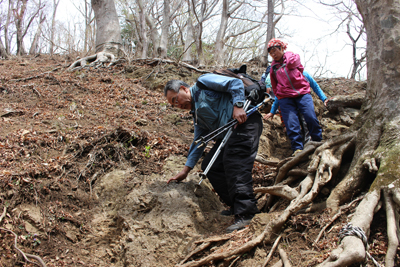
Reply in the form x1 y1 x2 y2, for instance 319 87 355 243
263 39 322 155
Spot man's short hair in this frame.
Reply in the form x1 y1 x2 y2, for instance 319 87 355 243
164 80 189 96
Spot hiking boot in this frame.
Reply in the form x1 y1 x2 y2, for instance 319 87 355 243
226 214 254 233
292 149 302 157
220 208 234 216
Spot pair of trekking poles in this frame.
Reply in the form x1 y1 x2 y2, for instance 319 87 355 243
194 91 274 191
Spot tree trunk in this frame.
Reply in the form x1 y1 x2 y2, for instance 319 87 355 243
4 0 14 55
138 9 148 58
0 39 8 59
132 4 148 59
158 0 170 58
91 0 122 55
69 0 123 70
49 0 60 55
266 0 275 46
124 2 146 58
15 0 28 56
261 0 284 67
14 0 43 56
261 0 275 66
84 0 94 54
29 12 46 55
190 0 218 66
182 1 194 63
214 0 229 66
326 0 400 212
319 1 400 265
192 0 205 66
346 15 366 79
136 0 159 58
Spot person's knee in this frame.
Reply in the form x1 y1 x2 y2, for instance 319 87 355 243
234 181 255 196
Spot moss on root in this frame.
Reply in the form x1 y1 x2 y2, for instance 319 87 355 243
371 118 400 190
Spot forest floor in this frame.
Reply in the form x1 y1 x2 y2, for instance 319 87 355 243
0 55 392 267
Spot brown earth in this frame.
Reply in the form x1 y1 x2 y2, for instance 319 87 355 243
1 55 389 267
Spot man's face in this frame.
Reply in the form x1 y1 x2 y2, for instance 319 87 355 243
166 86 192 110
269 46 284 62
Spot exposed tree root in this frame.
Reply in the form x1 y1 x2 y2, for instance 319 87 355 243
0 206 6 223
0 227 47 267
68 52 117 71
314 195 364 244
278 245 292 267
179 242 212 265
275 141 321 184
326 92 365 113
179 161 336 266
263 141 321 210
317 190 381 267
384 188 399 267
320 117 400 266
256 154 279 167
272 259 283 267
177 130 381 266
179 114 399 266
254 185 298 200
131 58 210 73
287 168 309 177
261 234 282 267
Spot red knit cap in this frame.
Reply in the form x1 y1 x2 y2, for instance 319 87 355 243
267 38 287 50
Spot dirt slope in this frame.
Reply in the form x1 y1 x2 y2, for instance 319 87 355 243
0 56 385 267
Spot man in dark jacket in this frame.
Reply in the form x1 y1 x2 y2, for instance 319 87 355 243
164 73 262 232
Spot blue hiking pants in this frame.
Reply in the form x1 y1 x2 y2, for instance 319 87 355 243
279 94 322 151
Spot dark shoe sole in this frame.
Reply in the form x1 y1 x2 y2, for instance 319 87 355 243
226 218 252 233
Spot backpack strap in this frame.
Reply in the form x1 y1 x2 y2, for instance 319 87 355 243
213 69 240 79
272 63 300 96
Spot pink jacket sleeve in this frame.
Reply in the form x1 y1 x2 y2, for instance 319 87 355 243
285 52 304 73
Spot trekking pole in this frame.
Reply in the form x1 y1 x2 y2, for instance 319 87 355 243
194 119 237 146
194 102 253 148
195 93 274 148
194 93 274 192
194 99 257 147
195 100 250 191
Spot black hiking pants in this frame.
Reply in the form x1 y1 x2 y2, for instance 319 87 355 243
201 112 263 216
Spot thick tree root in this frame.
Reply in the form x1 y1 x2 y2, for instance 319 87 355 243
317 185 400 267
319 117 400 266
326 92 365 113
314 195 364 244
254 185 298 200
317 190 380 267
275 141 321 184
68 52 116 71
278 245 292 267
384 188 399 267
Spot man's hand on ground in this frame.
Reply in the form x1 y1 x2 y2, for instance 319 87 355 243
167 166 192 184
